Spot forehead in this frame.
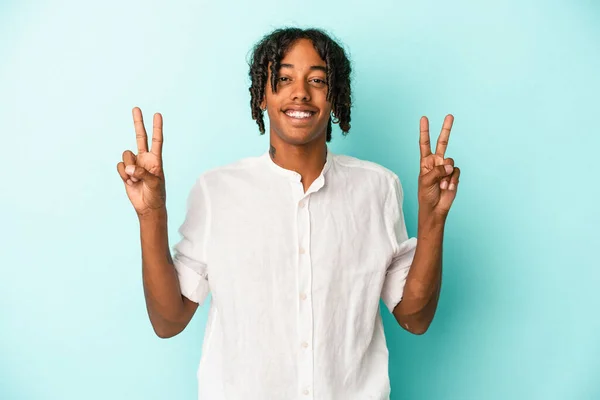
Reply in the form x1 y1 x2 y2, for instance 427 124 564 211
280 38 326 66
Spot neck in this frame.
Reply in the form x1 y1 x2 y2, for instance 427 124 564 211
268 133 328 192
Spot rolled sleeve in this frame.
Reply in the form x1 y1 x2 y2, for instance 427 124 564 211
173 253 210 305
381 175 418 313
172 175 211 305
381 237 417 313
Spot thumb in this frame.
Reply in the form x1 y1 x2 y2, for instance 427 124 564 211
125 165 160 188
421 164 454 187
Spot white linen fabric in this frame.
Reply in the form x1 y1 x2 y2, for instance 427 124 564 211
173 148 417 400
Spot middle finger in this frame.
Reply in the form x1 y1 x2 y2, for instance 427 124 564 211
435 114 454 157
132 107 149 153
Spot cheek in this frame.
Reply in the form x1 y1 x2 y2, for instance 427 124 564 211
311 89 331 110
264 88 283 110
264 98 279 117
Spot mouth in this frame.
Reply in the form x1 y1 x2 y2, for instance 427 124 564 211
283 109 317 120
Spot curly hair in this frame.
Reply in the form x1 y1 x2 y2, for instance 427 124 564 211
248 27 352 142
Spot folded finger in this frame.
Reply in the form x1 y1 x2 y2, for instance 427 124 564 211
448 167 461 191
122 150 136 165
440 158 455 189
122 150 139 182
117 162 128 182
422 164 454 187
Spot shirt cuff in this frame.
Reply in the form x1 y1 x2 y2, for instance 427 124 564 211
381 237 417 313
173 254 210 305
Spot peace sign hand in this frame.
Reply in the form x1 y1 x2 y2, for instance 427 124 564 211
417 114 460 220
116 107 166 218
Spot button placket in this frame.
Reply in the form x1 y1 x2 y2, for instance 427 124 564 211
296 193 314 399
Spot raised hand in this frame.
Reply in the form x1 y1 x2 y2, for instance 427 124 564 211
417 114 460 219
117 107 166 217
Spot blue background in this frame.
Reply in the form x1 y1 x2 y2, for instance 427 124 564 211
1 0 599 399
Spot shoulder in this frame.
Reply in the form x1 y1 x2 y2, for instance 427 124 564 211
206 153 264 177
332 153 401 186
193 153 266 187
331 153 405 201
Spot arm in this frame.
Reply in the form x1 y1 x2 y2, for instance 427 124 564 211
139 207 198 338
392 215 444 335
117 108 199 339
392 114 460 335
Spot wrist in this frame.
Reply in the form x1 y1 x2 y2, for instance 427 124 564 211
138 207 168 224
417 210 446 237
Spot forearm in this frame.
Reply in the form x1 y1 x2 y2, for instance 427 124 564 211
393 214 445 333
139 208 189 333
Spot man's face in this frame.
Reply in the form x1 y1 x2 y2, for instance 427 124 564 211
262 39 332 145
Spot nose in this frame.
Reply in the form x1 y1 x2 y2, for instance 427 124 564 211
290 80 311 102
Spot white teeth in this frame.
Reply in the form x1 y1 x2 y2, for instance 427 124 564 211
286 110 313 119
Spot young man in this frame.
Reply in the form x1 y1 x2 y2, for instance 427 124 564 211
117 28 460 399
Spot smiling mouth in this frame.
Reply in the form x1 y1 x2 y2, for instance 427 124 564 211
284 110 316 119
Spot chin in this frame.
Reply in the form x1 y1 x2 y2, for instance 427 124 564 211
273 124 327 146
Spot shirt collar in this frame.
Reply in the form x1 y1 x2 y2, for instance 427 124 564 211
262 146 333 183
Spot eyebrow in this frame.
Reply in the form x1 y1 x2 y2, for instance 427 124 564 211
280 63 327 73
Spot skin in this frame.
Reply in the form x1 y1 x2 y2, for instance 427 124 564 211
391 115 460 334
261 38 332 193
116 39 460 338
260 39 462 334
117 109 197 338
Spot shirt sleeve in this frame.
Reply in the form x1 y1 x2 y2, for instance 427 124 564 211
172 174 211 305
381 174 418 313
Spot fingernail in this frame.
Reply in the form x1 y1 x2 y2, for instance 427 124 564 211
448 183 456 191
125 165 135 175
445 165 453 174
440 180 448 190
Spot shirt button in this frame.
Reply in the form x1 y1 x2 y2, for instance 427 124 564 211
299 201 306 208
299 247 305 255
301 341 309 348
303 389 310 395
300 293 307 300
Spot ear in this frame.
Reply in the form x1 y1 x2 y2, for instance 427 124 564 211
260 98 266 111
331 109 339 124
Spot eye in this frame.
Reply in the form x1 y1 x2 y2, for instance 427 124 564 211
310 78 328 87
276 76 292 87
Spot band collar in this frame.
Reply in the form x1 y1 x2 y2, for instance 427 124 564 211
262 146 333 183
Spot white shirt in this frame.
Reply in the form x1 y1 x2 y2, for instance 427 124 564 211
172 148 418 400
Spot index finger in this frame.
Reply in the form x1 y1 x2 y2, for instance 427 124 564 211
435 114 454 157
419 116 432 159
132 107 148 153
150 113 163 157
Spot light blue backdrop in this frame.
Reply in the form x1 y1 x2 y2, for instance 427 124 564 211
1 0 598 399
